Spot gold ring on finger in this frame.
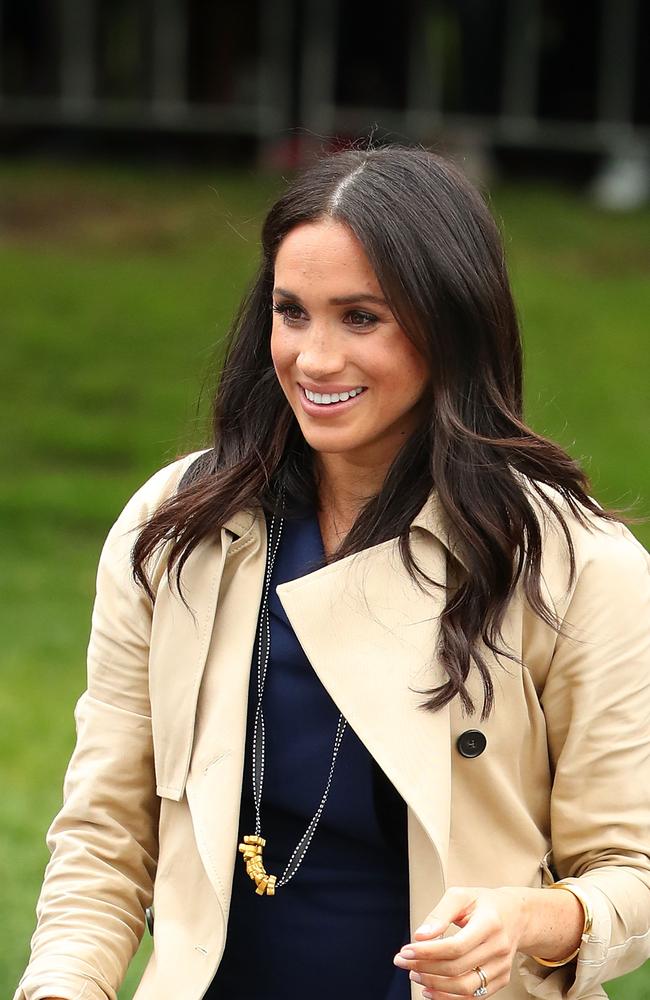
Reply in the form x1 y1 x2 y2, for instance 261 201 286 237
472 964 488 997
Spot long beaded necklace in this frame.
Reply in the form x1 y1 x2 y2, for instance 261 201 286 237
238 502 348 896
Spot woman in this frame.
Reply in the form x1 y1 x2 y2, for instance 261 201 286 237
15 147 650 1000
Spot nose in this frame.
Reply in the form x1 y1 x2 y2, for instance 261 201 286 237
296 324 346 379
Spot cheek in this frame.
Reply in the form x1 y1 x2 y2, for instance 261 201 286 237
398 338 430 396
374 341 429 403
270 327 290 378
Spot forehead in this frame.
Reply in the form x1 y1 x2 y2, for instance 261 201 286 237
274 220 381 292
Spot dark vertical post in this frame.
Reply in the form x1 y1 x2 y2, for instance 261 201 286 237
152 0 188 122
60 0 95 119
300 0 338 136
258 0 294 139
406 0 444 137
597 0 637 129
500 0 541 136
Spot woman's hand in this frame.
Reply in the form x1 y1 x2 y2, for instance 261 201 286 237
393 884 584 997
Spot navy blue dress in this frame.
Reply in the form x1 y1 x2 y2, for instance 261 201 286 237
206 510 411 999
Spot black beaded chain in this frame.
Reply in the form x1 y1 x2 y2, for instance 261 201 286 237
238 499 348 895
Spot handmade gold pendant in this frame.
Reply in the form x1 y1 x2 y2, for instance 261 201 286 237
238 835 277 895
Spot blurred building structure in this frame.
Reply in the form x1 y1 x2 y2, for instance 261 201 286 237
0 0 648 200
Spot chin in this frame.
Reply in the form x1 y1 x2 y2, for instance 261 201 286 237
300 432 363 455
304 436 355 453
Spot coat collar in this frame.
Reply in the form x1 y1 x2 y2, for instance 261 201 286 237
410 491 469 572
223 489 469 571
187 435 467 571
223 509 258 539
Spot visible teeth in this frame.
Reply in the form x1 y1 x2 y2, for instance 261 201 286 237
304 387 365 404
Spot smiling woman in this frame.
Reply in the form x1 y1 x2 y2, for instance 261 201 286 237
270 219 430 551
14 147 650 1000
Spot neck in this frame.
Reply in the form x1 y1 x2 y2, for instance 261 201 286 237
315 451 388 523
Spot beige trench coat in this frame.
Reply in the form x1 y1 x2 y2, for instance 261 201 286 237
15 451 650 1000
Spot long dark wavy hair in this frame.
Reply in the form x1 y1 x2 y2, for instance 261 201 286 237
132 146 621 719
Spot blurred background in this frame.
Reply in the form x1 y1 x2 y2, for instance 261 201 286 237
1 1 648 998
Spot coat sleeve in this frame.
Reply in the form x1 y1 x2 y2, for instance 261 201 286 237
519 520 650 999
14 455 199 1000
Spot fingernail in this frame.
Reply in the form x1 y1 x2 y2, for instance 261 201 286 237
422 992 434 999
415 923 438 935
393 954 411 968
409 970 423 983
400 947 416 959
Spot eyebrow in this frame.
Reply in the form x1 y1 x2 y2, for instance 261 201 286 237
273 287 387 307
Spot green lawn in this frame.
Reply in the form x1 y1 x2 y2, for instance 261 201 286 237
1 161 648 999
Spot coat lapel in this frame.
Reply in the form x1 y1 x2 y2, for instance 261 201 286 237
182 513 268 910
276 527 452 883
150 510 258 800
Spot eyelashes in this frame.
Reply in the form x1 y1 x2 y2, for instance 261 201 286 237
272 302 379 330
272 302 303 323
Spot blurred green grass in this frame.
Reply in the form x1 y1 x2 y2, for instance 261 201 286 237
0 161 648 999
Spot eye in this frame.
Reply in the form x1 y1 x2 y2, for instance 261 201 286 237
346 309 377 329
272 302 305 325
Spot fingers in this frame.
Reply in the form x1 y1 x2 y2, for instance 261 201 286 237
398 918 495 971
396 886 521 997
412 958 508 997
398 938 496 979
401 950 511 997
408 891 511 964
415 886 479 940
399 947 513 995
395 902 514 995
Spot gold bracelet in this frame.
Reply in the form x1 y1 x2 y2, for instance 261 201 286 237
531 880 594 968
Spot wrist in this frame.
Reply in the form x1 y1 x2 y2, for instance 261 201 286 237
491 885 535 952
531 881 591 966
509 886 536 952
518 884 586 965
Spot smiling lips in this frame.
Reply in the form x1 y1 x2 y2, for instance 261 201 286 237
303 385 366 404
299 385 367 413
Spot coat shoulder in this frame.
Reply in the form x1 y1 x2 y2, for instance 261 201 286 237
517 476 650 694
100 450 213 593
113 449 211 533
524 477 649 577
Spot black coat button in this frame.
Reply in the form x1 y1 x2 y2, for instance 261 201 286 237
145 906 155 935
457 730 487 758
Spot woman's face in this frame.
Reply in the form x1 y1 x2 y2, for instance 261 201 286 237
270 219 430 472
